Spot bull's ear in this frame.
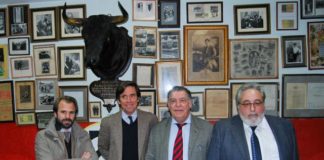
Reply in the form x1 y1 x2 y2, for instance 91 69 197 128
111 1 128 25
62 2 86 27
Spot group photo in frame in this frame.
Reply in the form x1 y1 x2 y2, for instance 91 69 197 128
15 80 35 111
205 88 229 119
159 30 181 60
35 78 58 110
10 56 33 78
133 26 157 58
88 101 101 119
0 45 9 79
58 46 85 80
138 90 156 114
8 37 30 56
0 81 15 122
8 4 29 36
16 112 35 125
133 63 154 88
187 2 223 23
301 0 324 19
0 8 7 37
281 35 307 68
31 7 57 42
183 25 228 85
33 44 57 77
234 4 270 35
276 1 298 30
35 111 53 129
308 21 324 69
191 92 204 116
132 0 157 21
158 0 180 28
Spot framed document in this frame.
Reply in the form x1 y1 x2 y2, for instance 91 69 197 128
15 81 35 111
0 81 15 122
276 1 298 30
16 112 36 125
33 44 57 77
133 63 154 88
205 88 229 119
187 2 223 23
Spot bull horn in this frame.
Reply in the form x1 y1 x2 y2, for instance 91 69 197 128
62 3 86 27
111 1 128 25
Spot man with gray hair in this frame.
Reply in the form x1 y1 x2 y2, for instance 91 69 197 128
207 83 298 160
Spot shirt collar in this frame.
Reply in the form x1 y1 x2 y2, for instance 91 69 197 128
60 127 72 132
121 110 138 121
243 116 267 133
171 114 191 125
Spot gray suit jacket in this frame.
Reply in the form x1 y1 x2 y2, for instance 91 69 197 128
207 115 299 160
98 109 158 160
145 115 213 160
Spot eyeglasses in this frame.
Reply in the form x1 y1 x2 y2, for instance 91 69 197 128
239 101 264 108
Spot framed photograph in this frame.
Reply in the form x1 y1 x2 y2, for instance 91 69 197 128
16 112 36 125
234 4 270 35
15 81 35 111
133 0 157 21
35 79 58 110
231 83 279 117
33 44 57 77
156 61 183 104
58 46 86 80
31 7 57 42
10 56 33 78
0 8 7 37
58 4 86 39
183 25 228 85
133 63 154 88
59 86 88 121
35 111 53 129
158 106 170 121
138 90 156 114
281 35 307 68
0 45 9 79
230 38 278 79
301 0 324 19
276 1 298 30
205 89 229 119
187 2 223 23
308 21 324 69
8 4 29 36
0 81 15 122
191 92 204 116
88 101 101 119
158 0 180 28
8 37 30 56
159 30 181 60
133 26 157 58
282 74 324 117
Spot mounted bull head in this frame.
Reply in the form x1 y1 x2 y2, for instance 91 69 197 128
62 2 132 80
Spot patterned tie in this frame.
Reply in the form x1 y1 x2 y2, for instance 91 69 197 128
128 116 133 124
173 123 186 160
251 126 262 160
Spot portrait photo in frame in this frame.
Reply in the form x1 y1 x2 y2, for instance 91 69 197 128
0 8 7 37
191 92 204 116
281 35 307 68
15 80 35 111
58 46 85 80
133 26 157 58
138 90 156 114
234 4 270 35
35 111 53 129
158 0 180 28
8 4 29 36
16 112 36 125
88 101 101 119
187 2 223 23
159 30 181 60
0 81 15 122
301 0 324 19
133 63 154 88
8 37 30 56
183 25 228 85
132 0 157 21
205 88 229 119
10 56 33 78
276 1 298 30
33 44 57 77
308 21 324 69
0 45 9 79
35 78 58 110
158 106 170 121
230 38 278 79
31 7 57 42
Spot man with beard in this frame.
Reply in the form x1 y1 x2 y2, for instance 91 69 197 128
207 83 298 160
35 96 98 160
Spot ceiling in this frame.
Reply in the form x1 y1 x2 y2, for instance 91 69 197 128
0 0 61 5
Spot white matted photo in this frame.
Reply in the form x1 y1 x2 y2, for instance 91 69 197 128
33 44 57 77
8 37 30 56
10 56 33 78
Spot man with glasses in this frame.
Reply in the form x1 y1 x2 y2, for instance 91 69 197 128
207 83 298 160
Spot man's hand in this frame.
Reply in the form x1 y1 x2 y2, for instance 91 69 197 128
81 151 91 160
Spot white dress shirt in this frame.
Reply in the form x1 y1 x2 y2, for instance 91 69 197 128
121 110 138 124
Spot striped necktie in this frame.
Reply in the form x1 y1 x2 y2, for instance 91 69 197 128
173 123 186 160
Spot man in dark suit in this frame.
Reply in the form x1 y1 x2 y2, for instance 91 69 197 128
207 83 298 160
146 86 213 160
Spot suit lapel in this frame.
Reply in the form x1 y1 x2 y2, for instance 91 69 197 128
231 116 250 159
114 111 123 160
266 116 286 160
188 116 199 159
161 118 172 160
137 110 146 159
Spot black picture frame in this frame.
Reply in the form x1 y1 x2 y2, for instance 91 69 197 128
8 4 29 36
186 2 223 23
35 111 53 129
0 8 7 37
31 7 57 42
301 0 324 19
159 30 181 60
276 1 298 30
8 37 30 56
158 0 180 28
281 35 307 68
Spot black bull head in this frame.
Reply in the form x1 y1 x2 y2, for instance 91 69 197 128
62 2 132 80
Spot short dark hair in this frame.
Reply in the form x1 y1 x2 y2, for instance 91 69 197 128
235 83 266 107
167 86 192 100
116 81 141 100
53 96 78 114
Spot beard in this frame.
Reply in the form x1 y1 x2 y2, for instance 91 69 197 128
55 117 74 129
239 112 265 127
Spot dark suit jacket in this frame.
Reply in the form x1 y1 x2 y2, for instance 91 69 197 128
207 115 299 160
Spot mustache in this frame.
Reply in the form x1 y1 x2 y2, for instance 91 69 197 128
62 118 72 122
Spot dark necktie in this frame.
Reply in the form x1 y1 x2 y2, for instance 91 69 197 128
251 126 262 160
173 123 186 160
64 131 71 142
128 116 133 124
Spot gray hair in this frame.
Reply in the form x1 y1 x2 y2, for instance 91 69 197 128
167 86 192 100
235 83 266 107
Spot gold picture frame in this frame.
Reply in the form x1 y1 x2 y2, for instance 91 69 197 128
15 81 35 111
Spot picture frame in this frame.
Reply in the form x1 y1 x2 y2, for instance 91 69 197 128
301 0 324 19
308 21 324 69
187 2 223 23
0 45 9 79
133 63 154 88
8 37 30 56
281 35 307 68
58 4 86 39
158 0 180 28
234 4 270 35
156 61 183 104
133 26 157 58
35 111 53 129
231 82 279 117
0 8 7 37
132 0 157 21
158 106 170 121
59 86 88 121
191 92 204 116
58 46 86 80
10 56 33 78
183 25 228 85
230 38 278 79
159 30 181 60
35 78 58 110
276 1 298 30
282 74 324 118
138 90 156 114
8 4 29 36
31 7 57 42
205 88 229 119
15 80 35 111
0 81 15 122
88 101 101 119
16 112 36 125
33 44 57 77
